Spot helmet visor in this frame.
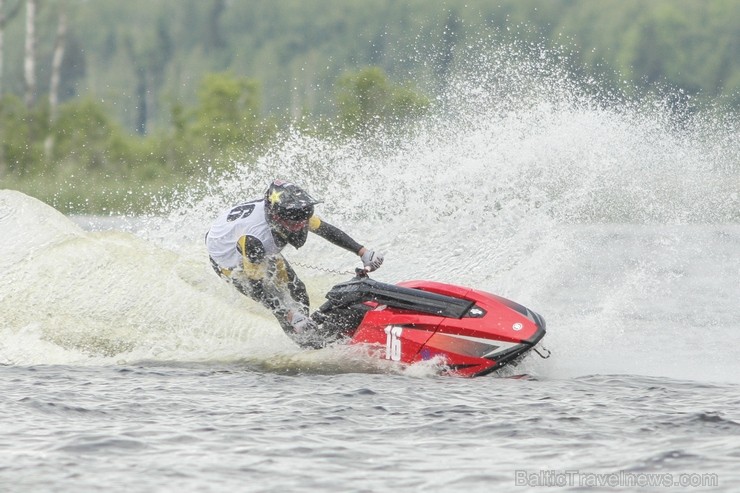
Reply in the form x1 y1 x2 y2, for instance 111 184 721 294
278 205 313 221
275 216 309 232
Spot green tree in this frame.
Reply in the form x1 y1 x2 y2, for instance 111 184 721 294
0 94 45 176
336 66 429 136
177 71 270 168
51 97 132 173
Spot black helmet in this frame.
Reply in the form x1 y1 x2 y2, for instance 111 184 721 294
264 180 320 248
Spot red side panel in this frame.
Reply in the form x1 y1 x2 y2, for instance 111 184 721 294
349 280 542 377
351 307 440 363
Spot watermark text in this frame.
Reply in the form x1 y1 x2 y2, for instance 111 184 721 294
515 470 719 488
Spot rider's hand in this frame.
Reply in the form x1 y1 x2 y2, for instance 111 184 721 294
290 311 316 333
360 249 384 272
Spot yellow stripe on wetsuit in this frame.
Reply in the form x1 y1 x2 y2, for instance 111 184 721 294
237 235 267 280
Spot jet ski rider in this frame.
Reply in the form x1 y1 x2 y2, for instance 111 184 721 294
205 179 384 345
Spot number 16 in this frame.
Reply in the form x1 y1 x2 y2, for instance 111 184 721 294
384 325 403 361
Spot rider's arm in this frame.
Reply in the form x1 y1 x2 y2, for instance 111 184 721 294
308 215 364 254
236 235 289 320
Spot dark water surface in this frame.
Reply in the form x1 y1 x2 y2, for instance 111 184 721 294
2 365 738 492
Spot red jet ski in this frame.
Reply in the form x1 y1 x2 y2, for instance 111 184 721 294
311 271 549 377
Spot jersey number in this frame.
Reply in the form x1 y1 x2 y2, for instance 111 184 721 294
226 203 255 222
384 325 403 361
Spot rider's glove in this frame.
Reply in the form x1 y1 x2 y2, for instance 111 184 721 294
361 249 384 272
290 312 316 333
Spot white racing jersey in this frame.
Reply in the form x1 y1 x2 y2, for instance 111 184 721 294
206 199 281 270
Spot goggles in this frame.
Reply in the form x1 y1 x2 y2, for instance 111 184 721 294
274 216 309 232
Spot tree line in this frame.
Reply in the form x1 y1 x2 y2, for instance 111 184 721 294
1 65 428 213
0 0 737 213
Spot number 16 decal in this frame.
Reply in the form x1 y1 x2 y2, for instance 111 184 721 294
384 325 403 361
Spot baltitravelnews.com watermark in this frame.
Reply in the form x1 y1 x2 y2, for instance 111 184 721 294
515 470 719 488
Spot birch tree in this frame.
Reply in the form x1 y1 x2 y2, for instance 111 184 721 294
23 0 37 108
0 0 21 96
49 0 67 122
45 0 68 157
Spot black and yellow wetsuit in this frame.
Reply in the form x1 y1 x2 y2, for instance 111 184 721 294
206 198 365 335
230 215 364 332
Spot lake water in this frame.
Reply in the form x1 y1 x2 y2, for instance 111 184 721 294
2 45 739 491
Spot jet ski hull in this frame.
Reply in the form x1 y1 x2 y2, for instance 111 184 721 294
314 276 547 377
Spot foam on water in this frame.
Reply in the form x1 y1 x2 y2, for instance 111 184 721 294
1 43 738 382
0 190 295 365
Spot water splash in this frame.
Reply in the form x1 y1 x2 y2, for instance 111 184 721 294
2 41 738 381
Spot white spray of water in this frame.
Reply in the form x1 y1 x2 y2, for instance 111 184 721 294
1 42 738 381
